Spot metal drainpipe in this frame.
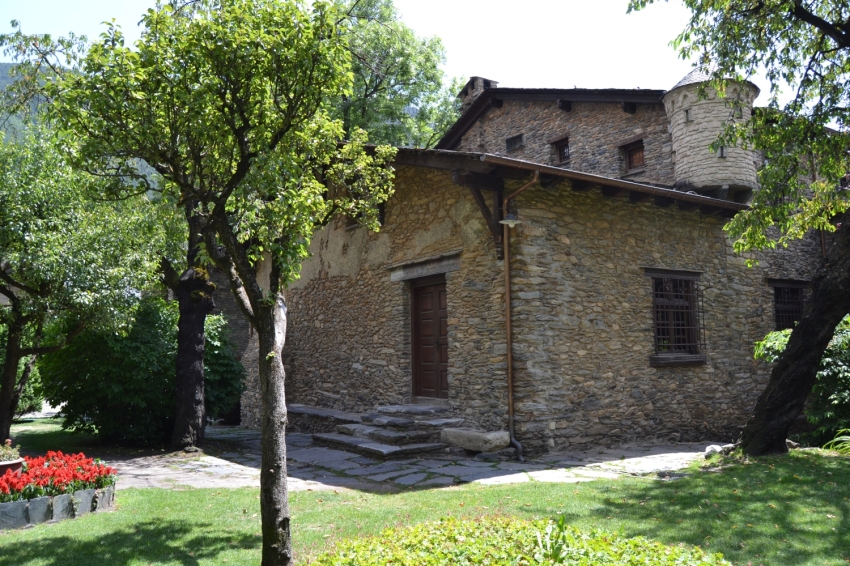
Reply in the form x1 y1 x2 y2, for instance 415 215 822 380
502 170 539 462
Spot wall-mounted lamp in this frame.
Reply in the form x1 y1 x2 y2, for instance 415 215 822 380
499 211 521 228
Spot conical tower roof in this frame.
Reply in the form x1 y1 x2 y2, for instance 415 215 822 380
669 68 712 91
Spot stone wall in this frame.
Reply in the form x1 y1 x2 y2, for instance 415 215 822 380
506 179 821 452
238 165 822 455
454 100 675 187
663 82 759 193
267 165 511 431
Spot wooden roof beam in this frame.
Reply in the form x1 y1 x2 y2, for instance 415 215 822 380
654 196 676 208
602 186 628 198
452 170 504 192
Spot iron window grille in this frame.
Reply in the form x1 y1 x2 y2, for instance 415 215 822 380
557 139 570 162
645 269 706 367
623 140 645 171
505 134 523 152
767 279 809 330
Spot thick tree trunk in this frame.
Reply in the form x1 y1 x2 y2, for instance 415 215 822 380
740 219 850 455
170 266 216 449
256 295 291 566
0 323 24 441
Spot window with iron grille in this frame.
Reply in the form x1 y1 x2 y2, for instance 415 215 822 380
623 140 645 171
768 279 809 330
645 269 706 367
505 134 523 152
555 139 570 163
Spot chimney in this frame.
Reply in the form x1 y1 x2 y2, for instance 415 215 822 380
458 76 498 113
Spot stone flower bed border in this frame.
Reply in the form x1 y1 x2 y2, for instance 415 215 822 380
0 485 115 530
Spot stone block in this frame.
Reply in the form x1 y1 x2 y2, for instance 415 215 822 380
0 500 28 530
95 486 115 511
440 428 510 452
74 489 96 516
52 494 73 521
26 496 52 525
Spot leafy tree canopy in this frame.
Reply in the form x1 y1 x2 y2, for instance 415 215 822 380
629 0 850 253
340 0 461 148
0 125 167 329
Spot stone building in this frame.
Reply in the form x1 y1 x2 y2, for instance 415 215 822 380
235 70 822 455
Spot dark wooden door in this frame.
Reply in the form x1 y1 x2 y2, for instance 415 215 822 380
411 277 449 399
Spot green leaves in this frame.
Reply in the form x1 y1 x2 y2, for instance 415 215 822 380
338 0 460 148
312 515 730 565
0 125 165 329
2 0 398 297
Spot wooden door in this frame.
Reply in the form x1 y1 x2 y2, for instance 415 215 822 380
411 277 449 399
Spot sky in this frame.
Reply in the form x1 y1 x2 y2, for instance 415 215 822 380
0 0 776 104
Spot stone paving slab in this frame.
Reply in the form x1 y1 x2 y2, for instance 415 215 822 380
394 472 429 486
419 476 456 487
367 469 417 482
287 447 360 464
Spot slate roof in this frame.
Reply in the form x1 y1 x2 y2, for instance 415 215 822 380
669 68 713 91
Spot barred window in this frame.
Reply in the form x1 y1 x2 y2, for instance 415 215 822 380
505 134 523 152
768 280 808 330
623 140 645 171
645 269 706 367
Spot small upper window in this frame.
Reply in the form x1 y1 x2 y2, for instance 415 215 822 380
557 139 570 163
624 140 645 171
717 146 727 158
684 108 691 122
505 134 523 152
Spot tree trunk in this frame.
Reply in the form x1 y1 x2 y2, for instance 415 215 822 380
256 294 292 566
170 202 217 450
0 322 23 441
171 266 216 449
740 218 850 455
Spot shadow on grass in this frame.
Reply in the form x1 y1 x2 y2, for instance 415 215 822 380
554 452 850 564
0 519 258 566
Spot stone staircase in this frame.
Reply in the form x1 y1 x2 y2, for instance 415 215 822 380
288 403 464 458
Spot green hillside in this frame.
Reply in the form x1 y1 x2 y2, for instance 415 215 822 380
0 62 15 91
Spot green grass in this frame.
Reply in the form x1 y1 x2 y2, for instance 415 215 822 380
3 420 850 565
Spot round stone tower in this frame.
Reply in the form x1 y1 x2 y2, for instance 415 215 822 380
663 69 760 200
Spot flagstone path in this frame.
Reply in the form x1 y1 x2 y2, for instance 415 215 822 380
110 424 721 492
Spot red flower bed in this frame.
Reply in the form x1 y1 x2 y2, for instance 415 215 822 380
0 451 116 503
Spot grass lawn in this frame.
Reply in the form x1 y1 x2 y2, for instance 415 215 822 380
3 421 849 565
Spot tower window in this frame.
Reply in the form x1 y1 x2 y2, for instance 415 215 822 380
505 134 523 152
684 108 691 122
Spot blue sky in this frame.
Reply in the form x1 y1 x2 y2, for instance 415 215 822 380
0 0 777 103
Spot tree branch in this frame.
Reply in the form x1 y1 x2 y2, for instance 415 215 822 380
203 227 257 328
0 262 43 297
160 256 181 292
20 321 86 356
792 2 850 49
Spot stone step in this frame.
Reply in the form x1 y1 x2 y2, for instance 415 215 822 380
375 404 451 418
312 433 445 458
335 424 433 445
288 404 362 424
416 418 465 428
360 414 416 428
286 404 363 434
